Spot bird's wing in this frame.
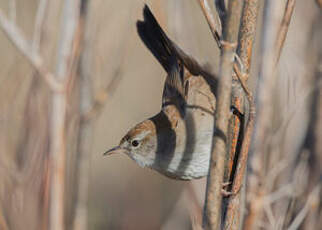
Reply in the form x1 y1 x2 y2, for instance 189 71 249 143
161 60 186 117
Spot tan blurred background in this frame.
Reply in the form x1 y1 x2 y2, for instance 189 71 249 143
0 0 321 229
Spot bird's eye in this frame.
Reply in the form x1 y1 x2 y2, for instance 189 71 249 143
131 140 140 147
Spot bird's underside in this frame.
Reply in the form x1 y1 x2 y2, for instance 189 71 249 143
136 5 218 179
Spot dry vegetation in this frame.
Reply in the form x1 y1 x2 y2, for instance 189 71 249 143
0 0 321 230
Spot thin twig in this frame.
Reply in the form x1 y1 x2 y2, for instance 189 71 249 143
244 1 287 228
231 67 255 194
287 186 320 230
203 0 243 229
81 67 122 122
197 0 222 48
263 184 293 205
236 0 260 78
32 0 49 52
49 1 81 230
264 204 276 228
275 0 296 66
0 8 63 92
72 2 92 230
233 65 254 106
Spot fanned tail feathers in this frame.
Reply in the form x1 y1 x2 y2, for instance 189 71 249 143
136 5 202 75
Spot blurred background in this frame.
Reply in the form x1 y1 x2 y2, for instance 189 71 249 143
0 0 321 230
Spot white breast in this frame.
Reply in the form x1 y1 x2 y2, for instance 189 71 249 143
158 107 215 179
164 129 213 179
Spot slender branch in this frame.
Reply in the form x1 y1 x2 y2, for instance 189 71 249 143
203 0 243 229
32 0 49 52
197 0 222 48
287 186 321 230
0 8 63 92
224 66 256 230
223 1 260 229
217 1 260 230
81 67 122 122
72 2 92 230
198 1 259 229
236 0 260 78
49 1 81 230
244 1 286 229
275 0 296 65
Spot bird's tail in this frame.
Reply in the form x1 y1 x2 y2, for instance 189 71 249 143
137 5 177 73
137 4 207 77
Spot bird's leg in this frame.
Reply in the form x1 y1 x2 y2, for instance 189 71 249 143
222 181 231 187
221 189 234 197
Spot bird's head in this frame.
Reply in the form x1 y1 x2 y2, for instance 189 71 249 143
104 119 158 168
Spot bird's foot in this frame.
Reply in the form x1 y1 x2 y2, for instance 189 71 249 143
222 181 231 187
221 181 240 197
221 189 234 197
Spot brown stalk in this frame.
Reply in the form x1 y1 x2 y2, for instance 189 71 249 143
32 0 49 52
198 0 259 228
72 1 92 230
243 0 294 229
224 1 259 229
203 0 243 229
224 66 256 230
49 1 81 230
236 0 260 77
275 0 296 66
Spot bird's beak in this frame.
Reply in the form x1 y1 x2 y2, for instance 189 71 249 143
103 146 128 156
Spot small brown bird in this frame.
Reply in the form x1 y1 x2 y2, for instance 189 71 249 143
104 5 217 180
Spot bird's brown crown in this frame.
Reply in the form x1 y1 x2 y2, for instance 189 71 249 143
119 119 156 146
